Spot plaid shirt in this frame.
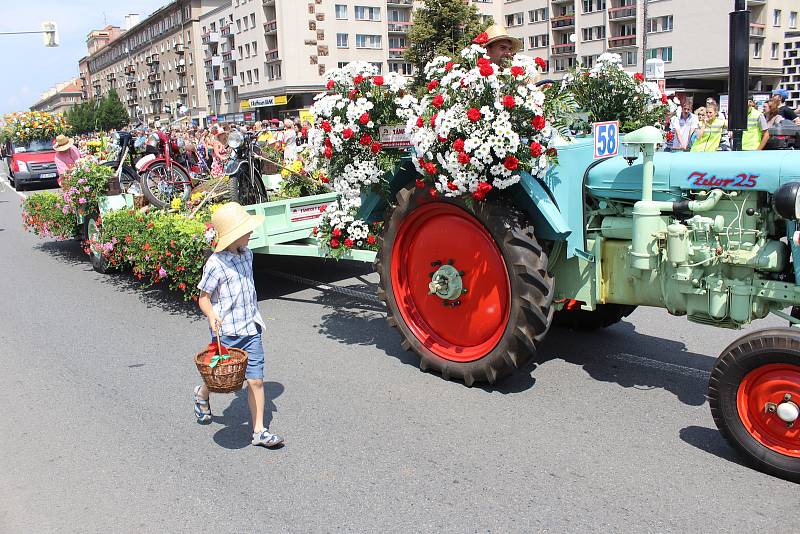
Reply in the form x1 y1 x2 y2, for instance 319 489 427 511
197 247 265 336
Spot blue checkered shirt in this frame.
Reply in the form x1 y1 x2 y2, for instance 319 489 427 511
197 247 265 336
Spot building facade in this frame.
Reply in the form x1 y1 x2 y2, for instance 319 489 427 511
30 79 83 114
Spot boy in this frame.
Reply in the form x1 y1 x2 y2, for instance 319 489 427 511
193 202 283 448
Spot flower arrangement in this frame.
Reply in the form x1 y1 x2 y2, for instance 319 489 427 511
307 61 415 258
401 44 557 201
564 53 672 133
2 111 68 144
21 192 79 240
59 158 113 216
273 148 330 200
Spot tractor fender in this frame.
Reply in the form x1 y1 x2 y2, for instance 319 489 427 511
511 171 571 242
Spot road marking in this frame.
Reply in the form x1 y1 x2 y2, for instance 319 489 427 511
606 352 711 380
264 269 383 304
0 175 27 200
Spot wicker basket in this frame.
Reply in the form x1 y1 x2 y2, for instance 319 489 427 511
194 347 248 393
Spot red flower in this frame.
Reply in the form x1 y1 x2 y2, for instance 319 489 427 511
416 116 424 128
529 142 543 157
359 134 373 146
178 282 186 291
371 142 382 154
467 107 481 122
532 115 546 130
427 79 439 92
453 138 465 152
546 147 558 157
503 156 519 171
502 95 516 109
445 61 455 72
429 187 438 198
534 57 547 70
320 175 330 183
147 222 154 229
472 181 493 201
326 80 335 90
324 137 333 148
430 113 438 127
457 152 471 165
479 64 494 77
477 57 490 67
321 120 332 133
634 72 645 82
423 161 438 175
354 74 364 84
344 238 354 248
372 76 384 86
349 89 359 100
661 93 668 104
432 94 444 108
324 146 333 159
367 235 376 245
143 243 151 251
447 182 458 191
415 178 425 188
359 113 370 125
473 32 489 45
312 227 318 235
332 227 342 238
330 238 340 249
665 131 675 142
342 127 354 139
510 66 525 77
125 235 132 244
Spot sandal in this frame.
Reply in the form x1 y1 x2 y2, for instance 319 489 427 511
193 385 212 424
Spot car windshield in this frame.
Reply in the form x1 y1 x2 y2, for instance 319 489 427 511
13 139 54 153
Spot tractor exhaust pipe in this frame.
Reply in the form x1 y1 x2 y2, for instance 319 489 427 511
729 0 750 151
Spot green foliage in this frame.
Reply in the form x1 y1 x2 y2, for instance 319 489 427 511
542 82 580 138
59 159 113 215
65 100 100 135
21 192 78 240
97 90 130 131
405 0 491 88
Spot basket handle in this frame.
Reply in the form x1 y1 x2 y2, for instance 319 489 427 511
215 323 223 355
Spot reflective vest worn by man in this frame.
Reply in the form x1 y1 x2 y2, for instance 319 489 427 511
742 105 768 150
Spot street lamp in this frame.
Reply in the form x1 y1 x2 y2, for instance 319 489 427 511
0 21 59 47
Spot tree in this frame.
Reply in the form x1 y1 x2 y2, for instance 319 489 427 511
97 90 130 131
404 0 491 88
66 100 97 135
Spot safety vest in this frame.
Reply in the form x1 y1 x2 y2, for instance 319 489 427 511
691 118 726 152
742 107 764 150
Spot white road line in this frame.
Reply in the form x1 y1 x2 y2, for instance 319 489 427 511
0 174 26 200
607 352 711 380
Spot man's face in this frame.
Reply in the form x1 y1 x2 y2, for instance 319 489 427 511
682 102 692 114
486 40 515 65
771 94 784 107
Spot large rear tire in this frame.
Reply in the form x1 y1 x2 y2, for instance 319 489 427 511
376 187 554 386
140 162 191 208
230 164 269 205
708 328 800 482
553 303 636 330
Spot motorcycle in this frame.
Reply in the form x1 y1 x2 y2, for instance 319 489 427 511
135 129 193 208
223 129 270 206
101 130 143 195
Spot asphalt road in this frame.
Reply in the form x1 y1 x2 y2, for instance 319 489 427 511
0 165 796 533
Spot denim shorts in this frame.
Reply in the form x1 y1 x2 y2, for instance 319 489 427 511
214 325 265 380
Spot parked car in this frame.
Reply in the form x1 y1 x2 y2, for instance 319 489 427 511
4 138 59 190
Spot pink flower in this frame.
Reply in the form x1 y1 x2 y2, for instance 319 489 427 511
78 197 87 204
158 267 167 279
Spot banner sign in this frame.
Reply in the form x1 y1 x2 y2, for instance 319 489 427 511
243 95 288 109
378 125 411 148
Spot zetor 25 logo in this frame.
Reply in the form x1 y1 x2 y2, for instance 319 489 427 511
688 171 759 188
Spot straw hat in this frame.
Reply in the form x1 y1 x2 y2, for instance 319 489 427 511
211 202 265 253
53 134 74 152
476 24 523 53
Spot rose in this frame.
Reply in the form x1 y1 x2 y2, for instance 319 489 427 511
359 113 370 125
466 108 481 122
342 127 354 139
531 115 546 130
510 66 525 77
633 72 645 82
534 57 547 70
503 156 519 171
359 134 372 146
372 76 384 86
427 79 439 92
452 138 465 152
502 95 516 109
473 32 489 45
370 142 382 154
432 95 444 109
529 142 543 157
344 238 354 248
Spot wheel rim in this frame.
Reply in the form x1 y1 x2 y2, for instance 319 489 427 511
391 202 510 363
737 363 800 458
145 166 185 203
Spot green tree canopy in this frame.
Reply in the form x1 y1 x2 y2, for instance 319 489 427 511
97 90 130 131
404 0 491 88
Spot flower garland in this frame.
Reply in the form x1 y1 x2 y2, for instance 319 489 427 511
400 43 557 201
2 111 68 144
59 157 113 216
307 61 415 258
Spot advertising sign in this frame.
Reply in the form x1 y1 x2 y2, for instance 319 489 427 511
245 95 288 109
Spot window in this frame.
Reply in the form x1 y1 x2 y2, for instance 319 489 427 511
370 61 383 74
335 4 347 19
623 51 637 66
772 42 780 59
389 62 413 75
774 9 782 26
388 36 407 48
791 11 797 29
355 34 382 49
337 33 349 48
646 46 672 62
250 13 256 28
646 15 673 33
355 6 381 21
245 43 251 57
247 70 252 84
506 12 524 27
253 41 257 55
754 41 762 58
388 9 410 22
528 34 548 49
581 54 599 68
581 25 605 41
528 8 548 23
254 69 259 83
553 57 575 72
337 62 350 69
582 0 606 14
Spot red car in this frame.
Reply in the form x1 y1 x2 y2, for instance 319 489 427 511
4 138 59 190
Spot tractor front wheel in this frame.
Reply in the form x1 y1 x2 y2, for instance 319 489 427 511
376 187 554 386
708 328 800 482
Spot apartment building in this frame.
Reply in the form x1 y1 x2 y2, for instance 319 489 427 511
78 1 228 125
783 30 800 109
30 79 83 114
492 0 793 101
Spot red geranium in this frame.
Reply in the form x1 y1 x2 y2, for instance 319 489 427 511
661 93 668 104
359 113 370 125
372 76 384 86
531 115 546 130
466 108 481 122
503 156 519 171
633 72 645 82
423 161 437 175
348 89 358 100
353 74 364 84
312 227 318 235
502 95 516 109
321 120 332 133
432 95 445 108
472 181 493 201
530 142 543 157
330 238 340 249
367 235 376 245
473 32 489 45
510 66 525 77
370 142 382 154
429 187 438 198
479 64 494 77
344 238 354 248
359 134 373 146
452 138 465 152
320 175 330 183
332 227 342 238
342 127 354 139
324 146 333 158
427 79 439 92
458 152 471 165
534 57 547 70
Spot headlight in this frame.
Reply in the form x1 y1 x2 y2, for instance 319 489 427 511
775 182 800 220
146 132 160 147
227 130 244 149
17 161 27 172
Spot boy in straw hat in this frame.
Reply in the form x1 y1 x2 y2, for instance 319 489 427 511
473 24 523 66
193 202 284 448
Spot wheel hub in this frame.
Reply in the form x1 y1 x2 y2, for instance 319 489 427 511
766 394 800 426
428 260 466 303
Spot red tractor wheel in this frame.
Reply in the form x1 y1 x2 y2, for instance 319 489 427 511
376 186 554 385
708 328 800 482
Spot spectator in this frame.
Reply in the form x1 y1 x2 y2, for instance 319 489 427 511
668 100 698 151
690 107 706 147
771 89 797 121
691 102 727 152
743 97 770 150
282 119 299 161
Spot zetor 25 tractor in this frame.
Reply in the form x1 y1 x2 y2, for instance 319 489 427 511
375 127 800 481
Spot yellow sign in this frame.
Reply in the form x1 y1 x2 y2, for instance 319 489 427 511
299 108 314 125
241 95 288 110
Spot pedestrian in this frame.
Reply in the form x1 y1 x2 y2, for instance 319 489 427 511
668 100 698 151
193 202 284 448
771 89 797 121
53 134 81 179
691 102 727 152
742 97 770 150
282 118 299 161
210 129 229 177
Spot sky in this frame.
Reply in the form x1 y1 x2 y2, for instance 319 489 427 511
0 0 170 115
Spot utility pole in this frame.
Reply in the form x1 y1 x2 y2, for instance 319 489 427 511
729 0 749 151
0 22 59 47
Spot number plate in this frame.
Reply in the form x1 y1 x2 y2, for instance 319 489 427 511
290 202 329 223
593 120 620 159
40 173 56 179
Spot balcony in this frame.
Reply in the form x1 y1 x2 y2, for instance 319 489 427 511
106 73 115 81
264 20 277 34
222 49 240 62
551 43 576 55
388 47 407 59
149 92 162 101
747 0 767 5
221 24 232 37
263 0 275 5
388 21 412 33
148 72 161 83
608 35 637 48
206 79 225 90
387 0 413 5
750 22 766 38
178 86 189 96
174 43 185 54
608 5 637 21
202 31 220 44
150 53 160 64
265 49 280 62
124 65 135 75
551 0 573 4
126 80 137 89
551 15 575 29
223 75 240 87
204 56 223 68
176 64 187 74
